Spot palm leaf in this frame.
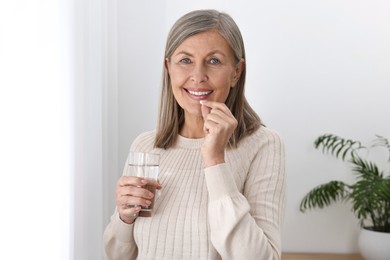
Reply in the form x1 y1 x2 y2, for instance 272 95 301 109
372 135 390 162
377 178 390 199
350 177 390 228
300 181 349 212
351 157 382 179
314 134 365 161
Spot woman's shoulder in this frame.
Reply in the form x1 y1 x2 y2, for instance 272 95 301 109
130 130 157 152
257 126 283 141
241 126 284 149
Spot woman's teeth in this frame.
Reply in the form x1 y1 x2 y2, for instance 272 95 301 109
188 90 212 96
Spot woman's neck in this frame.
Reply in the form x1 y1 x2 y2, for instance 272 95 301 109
179 115 205 138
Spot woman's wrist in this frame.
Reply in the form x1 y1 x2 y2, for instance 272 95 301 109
203 157 225 168
119 213 136 225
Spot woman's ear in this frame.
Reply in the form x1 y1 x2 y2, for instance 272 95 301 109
232 59 245 87
164 58 170 73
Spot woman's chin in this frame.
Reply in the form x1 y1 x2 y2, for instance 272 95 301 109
184 107 203 119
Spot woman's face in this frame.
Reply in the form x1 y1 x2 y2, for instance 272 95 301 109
166 30 243 118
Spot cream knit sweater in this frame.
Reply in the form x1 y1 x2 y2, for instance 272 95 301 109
104 127 286 260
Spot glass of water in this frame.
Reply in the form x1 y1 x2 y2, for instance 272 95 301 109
127 151 159 217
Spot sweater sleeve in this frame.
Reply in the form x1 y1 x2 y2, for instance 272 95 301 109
204 132 285 260
103 131 156 260
103 159 139 260
103 211 138 260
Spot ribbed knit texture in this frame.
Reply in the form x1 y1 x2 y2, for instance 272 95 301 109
104 127 286 260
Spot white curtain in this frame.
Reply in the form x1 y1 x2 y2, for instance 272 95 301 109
0 0 113 259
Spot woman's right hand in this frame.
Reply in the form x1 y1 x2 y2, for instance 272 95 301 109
115 176 156 224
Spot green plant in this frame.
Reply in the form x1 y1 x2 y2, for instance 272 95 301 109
300 134 390 232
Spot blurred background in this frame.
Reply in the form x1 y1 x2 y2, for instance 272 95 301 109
1 0 389 259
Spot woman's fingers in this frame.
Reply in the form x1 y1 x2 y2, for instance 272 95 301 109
201 100 233 114
116 179 154 204
117 187 153 209
117 175 147 187
201 100 211 119
115 176 156 223
118 206 141 224
200 100 238 167
203 111 233 133
200 100 237 135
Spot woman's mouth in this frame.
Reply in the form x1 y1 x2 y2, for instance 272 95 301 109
185 89 213 99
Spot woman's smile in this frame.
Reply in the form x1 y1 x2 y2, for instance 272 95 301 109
184 88 213 100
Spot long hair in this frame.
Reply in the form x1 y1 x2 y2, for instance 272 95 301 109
154 9 262 149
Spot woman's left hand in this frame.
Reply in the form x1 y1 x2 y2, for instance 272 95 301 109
200 100 237 167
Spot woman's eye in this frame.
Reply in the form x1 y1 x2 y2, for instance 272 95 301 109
209 58 220 65
180 58 191 64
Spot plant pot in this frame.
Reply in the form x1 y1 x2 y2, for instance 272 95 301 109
358 227 390 260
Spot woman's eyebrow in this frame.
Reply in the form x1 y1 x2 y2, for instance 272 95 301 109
174 50 226 57
207 50 227 57
174 51 193 57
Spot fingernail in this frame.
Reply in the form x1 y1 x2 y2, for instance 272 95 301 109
200 100 204 105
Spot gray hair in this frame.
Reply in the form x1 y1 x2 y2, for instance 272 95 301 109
165 9 245 63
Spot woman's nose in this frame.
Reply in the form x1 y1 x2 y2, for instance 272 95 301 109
190 64 208 84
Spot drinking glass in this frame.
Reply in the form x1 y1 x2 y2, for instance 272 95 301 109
127 152 159 217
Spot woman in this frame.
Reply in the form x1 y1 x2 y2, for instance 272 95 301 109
104 9 285 260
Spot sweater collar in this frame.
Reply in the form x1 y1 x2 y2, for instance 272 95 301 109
175 135 204 149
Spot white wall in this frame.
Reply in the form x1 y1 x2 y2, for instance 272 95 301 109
108 0 390 253
1 0 109 258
